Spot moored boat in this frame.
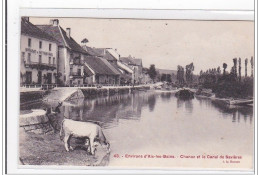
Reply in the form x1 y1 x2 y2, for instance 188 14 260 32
228 99 253 105
175 89 194 99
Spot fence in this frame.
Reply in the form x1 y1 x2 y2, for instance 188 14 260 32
21 84 58 90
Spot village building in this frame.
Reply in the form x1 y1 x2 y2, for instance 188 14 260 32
20 17 58 86
83 56 121 85
119 56 143 84
117 61 134 85
82 46 118 64
82 46 124 85
37 19 90 86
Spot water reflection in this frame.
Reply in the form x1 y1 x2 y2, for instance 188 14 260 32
22 92 254 128
160 92 172 102
20 91 254 167
148 94 156 112
196 96 253 124
41 92 158 129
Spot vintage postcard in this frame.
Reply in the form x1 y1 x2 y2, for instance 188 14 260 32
18 15 254 171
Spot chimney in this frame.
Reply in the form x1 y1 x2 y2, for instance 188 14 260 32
22 17 29 22
50 19 59 26
66 28 71 38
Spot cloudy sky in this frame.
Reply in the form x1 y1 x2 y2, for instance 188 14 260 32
30 17 254 74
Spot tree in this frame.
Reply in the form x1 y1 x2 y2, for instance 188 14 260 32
185 62 194 84
238 58 241 82
166 74 172 83
161 74 167 81
217 66 221 74
250 56 254 77
223 63 227 75
232 58 237 77
148 64 157 83
177 65 185 85
245 58 248 77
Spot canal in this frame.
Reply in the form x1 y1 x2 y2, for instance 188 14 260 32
20 91 254 169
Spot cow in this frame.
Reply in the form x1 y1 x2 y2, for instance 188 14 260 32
60 119 110 155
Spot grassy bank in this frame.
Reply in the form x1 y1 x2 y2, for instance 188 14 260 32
19 128 110 166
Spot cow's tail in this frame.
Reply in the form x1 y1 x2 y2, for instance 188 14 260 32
60 119 65 141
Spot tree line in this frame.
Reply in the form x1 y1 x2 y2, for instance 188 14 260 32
198 57 254 98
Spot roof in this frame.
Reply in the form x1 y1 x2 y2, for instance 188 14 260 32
82 46 117 61
100 59 121 75
37 25 88 54
107 49 120 60
119 56 142 66
84 56 120 75
21 18 57 42
84 65 94 77
117 61 134 73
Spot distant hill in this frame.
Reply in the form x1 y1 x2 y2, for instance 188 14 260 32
156 68 177 75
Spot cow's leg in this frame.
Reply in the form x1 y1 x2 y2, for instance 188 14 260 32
89 137 96 155
85 138 91 153
64 133 71 152
68 135 74 150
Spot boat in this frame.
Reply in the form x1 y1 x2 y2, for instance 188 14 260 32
228 99 253 105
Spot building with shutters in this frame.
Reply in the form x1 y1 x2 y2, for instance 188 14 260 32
37 19 90 86
20 17 58 86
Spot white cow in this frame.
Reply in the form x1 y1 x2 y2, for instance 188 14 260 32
60 119 110 155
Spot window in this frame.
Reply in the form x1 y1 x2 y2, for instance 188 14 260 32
49 44 52 51
25 71 32 84
70 67 73 75
53 57 56 65
77 69 81 76
28 38 31 47
39 55 42 63
21 52 25 62
27 53 31 63
48 57 51 64
69 53 73 63
39 41 42 49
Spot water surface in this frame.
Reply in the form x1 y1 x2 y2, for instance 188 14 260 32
21 91 254 169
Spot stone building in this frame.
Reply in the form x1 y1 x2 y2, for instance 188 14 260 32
83 56 121 85
119 56 143 84
37 19 90 86
20 17 58 86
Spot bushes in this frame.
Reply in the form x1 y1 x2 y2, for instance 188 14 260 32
211 76 253 98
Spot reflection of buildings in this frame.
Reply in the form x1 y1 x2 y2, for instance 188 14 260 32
58 92 154 128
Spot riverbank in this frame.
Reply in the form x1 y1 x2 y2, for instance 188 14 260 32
195 93 253 106
20 85 151 105
19 127 109 166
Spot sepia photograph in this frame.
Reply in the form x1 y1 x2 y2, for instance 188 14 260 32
18 16 254 170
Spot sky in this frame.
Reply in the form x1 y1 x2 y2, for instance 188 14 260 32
30 17 254 75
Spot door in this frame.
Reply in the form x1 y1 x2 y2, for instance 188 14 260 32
38 71 42 84
25 71 32 84
47 73 52 84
